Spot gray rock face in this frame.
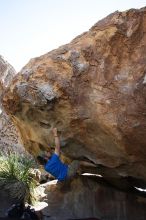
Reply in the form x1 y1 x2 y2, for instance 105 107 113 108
0 56 25 154
0 55 16 88
0 111 25 154
0 55 16 101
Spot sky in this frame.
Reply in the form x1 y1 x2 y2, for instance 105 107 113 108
0 0 146 72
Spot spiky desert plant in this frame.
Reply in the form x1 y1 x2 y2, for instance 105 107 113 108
0 152 37 204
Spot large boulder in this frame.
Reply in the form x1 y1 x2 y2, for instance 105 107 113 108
0 56 24 154
2 8 146 183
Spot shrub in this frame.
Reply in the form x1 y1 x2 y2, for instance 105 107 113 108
0 152 37 204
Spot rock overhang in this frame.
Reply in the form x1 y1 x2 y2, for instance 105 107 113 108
2 8 146 186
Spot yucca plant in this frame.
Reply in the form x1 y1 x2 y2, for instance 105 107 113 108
0 152 37 204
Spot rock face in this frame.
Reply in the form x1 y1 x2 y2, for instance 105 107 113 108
0 55 16 93
0 189 16 217
0 56 24 154
2 8 146 183
42 176 146 220
0 111 24 153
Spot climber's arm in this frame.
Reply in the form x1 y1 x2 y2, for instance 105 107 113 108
53 128 61 156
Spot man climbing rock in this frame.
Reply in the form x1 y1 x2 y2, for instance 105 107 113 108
37 128 96 182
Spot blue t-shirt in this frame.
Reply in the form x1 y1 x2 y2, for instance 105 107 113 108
44 153 68 181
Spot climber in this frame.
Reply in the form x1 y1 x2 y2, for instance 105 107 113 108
37 128 96 181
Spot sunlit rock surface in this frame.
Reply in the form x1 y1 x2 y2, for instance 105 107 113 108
0 56 24 153
2 8 146 184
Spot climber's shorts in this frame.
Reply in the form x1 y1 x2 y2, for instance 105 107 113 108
67 160 80 178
